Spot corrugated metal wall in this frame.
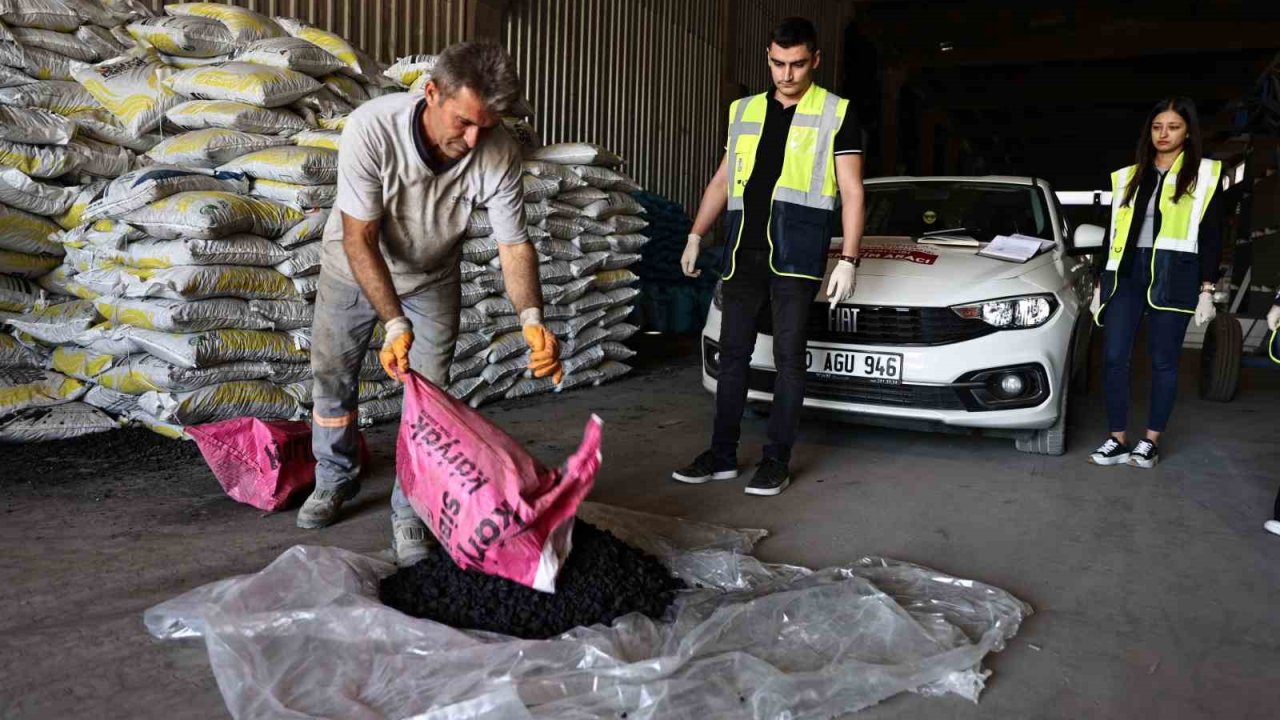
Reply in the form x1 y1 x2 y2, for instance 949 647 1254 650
504 0 729 212
144 0 852 213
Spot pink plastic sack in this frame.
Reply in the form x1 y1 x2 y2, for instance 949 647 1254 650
396 370 602 592
189 417 368 512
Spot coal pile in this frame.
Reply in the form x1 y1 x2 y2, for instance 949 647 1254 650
380 520 685 639
0 426 203 485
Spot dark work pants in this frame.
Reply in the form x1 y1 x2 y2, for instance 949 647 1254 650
1101 248 1193 434
712 249 820 467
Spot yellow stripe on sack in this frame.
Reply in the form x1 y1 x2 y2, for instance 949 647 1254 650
51 347 115 379
297 27 357 65
317 116 347 131
0 250 60 276
176 4 275 34
54 201 91 231
185 66 283 90
293 132 340 151
212 328 295 355
96 368 158 394
0 215 57 244
131 30 187 56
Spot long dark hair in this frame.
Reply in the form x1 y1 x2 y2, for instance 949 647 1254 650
1122 97 1202 207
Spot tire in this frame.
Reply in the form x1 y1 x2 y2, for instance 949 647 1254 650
1199 314 1241 402
1015 366 1069 456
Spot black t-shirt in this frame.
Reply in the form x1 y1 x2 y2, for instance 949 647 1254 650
735 91 863 251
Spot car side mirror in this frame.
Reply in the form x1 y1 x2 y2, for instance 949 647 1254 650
1069 224 1105 255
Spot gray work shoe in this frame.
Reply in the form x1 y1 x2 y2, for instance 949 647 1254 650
393 516 435 567
296 481 360 529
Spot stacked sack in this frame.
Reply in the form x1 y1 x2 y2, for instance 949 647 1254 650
0 0 156 441
631 191 716 334
370 140 645 420
1 2 406 441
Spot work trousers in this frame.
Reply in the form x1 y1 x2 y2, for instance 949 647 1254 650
712 249 820 467
1101 248 1193 434
311 270 460 519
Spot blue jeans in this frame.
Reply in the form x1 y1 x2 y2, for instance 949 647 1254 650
1101 249 1192 434
310 270 460 519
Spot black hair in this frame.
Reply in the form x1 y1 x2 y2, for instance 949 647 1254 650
769 17 818 54
1122 96 1203 207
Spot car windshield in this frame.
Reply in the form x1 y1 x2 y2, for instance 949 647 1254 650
863 181 1054 244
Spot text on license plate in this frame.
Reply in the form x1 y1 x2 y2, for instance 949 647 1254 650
805 347 902 382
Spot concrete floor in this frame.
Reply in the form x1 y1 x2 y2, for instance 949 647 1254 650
2 342 1279 719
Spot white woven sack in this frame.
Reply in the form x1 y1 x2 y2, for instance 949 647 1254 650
0 138 80 178
84 165 250 223
0 168 77 217
165 3 284 44
127 15 235 58
0 79 101 115
530 142 624 167
220 145 337 185
146 128 291 169
165 62 322 107
166 99 309 135
235 36 344 76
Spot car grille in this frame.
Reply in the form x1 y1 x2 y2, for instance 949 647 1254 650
746 368 967 410
756 304 995 346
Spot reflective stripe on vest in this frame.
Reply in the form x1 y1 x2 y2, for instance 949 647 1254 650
1094 155 1221 323
1106 155 1220 271
723 84 848 279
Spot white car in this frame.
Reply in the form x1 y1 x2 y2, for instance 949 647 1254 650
700 176 1106 455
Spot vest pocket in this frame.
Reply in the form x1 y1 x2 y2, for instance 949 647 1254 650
1155 251 1199 309
772 203 832 278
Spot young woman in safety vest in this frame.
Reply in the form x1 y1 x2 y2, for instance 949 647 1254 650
1087 97 1223 468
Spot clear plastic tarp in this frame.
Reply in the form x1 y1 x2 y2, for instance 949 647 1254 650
145 502 1032 719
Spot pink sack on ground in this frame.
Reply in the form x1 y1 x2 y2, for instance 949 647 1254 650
189 417 368 512
396 370 602 593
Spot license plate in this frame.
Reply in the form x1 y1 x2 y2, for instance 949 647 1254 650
805 347 902 383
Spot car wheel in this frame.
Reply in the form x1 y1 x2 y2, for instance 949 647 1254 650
1015 366 1068 456
1199 314 1241 402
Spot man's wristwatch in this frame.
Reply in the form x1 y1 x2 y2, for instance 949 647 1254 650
839 255 861 267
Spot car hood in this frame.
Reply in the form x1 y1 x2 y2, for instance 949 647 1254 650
821 236 1063 306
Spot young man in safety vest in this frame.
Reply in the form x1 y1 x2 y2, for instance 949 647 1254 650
299 42 563 565
674 17 865 496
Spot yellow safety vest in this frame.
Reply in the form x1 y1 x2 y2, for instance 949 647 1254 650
1093 154 1221 324
722 83 848 280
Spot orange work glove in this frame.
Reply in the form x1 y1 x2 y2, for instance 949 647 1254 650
379 316 413 381
521 312 563 384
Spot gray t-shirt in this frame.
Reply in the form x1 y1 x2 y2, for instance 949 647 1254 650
322 92 528 295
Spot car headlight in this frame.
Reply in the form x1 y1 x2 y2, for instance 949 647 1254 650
951 294 1058 329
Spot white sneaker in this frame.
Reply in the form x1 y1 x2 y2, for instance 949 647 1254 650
1127 440 1159 469
1088 437 1131 466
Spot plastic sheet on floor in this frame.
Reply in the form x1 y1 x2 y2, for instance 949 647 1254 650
144 502 1032 719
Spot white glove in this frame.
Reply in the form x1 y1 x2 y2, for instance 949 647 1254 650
1193 291 1216 327
1090 285 1101 316
826 260 857 309
680 233 701 278
1267 304 1280 332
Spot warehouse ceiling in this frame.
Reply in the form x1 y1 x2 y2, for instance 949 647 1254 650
846 0 1280 187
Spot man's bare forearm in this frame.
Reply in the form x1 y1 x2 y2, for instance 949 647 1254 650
497 240 543 314
341 212 402 321
835 154 866 257
840 190 865 257
690 155 730 239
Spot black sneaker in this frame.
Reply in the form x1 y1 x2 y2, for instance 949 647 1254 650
744 458 791 497
1088 437 1130 466
1128 440 1159 468
672 450 738 484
